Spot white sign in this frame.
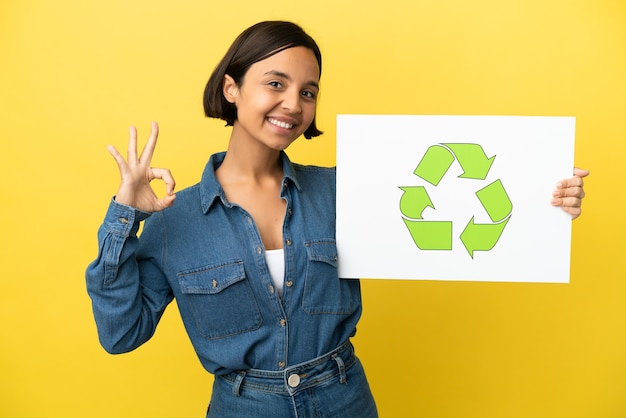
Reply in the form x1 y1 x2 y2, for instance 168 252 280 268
336 115 575 283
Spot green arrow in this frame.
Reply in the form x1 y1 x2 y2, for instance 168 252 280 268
414 145 455 186
475 179 513 222
402 219 453 250
460 216 510 258
399 186 434 219
444 143 495 180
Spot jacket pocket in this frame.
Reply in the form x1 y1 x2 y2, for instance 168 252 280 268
177 260 262 340
302 239 356 315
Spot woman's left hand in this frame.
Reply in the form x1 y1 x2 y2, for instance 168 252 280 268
551 167 590 220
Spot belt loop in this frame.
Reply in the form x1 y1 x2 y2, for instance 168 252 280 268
331 353 347 384
232 371 246 396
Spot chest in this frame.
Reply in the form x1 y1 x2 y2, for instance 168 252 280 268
223 184 287 250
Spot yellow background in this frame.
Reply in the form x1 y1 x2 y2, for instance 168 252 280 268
0 0 623 417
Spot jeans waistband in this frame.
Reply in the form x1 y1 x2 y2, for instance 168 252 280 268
220 340 356 396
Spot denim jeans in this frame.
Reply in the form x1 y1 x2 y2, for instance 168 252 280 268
207 341 378 418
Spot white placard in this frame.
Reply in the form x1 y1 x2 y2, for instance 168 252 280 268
336 115 575 283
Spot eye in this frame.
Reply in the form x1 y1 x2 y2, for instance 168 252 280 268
301 90 317 100
267 81 283 88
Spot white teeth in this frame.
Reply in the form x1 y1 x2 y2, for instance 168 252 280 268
268 118 293 129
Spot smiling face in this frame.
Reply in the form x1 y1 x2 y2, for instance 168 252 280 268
223 46 320 151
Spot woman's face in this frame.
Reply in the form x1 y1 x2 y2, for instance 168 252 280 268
224 46 320 151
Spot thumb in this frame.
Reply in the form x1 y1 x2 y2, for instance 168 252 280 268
155 194 176 211
573 167 590 178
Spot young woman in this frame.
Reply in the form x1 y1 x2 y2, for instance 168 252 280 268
86 21 588 418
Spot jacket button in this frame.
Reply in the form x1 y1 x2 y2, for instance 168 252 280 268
285 281 293 288
278 361 286 369
288 374 301 388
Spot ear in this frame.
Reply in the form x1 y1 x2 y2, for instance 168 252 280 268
222 74 238 104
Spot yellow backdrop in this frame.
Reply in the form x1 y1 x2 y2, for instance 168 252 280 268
1 0 623 417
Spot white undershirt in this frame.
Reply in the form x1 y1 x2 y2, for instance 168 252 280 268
264 249 285 297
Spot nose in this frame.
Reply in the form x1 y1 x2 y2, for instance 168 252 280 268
281 89 302 114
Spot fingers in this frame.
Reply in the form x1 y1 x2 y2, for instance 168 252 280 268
554 167 590 197
554 184 585 199
555 168 590 196
107 144 129 175
553 196 583 208
573 167 590 178
551 167 590 220
560 205 582 220
149 167 176 196
127 125 138 165
106 122 175 212
555 176 583 191
124 122 159 167
151 166 177 211
139 121 159 166
155 193 177 211
108 122 159 174
551 195 584 220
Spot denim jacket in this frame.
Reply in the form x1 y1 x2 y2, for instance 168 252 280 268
86 152 362 376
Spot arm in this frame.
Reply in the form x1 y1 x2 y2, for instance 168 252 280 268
85 122 176 353
86 202 175 353
552 167 590 220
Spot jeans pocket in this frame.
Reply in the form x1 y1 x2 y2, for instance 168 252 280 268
302 239 356 315
178 260 262 339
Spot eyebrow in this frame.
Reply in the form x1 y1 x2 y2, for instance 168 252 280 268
264 70 319 89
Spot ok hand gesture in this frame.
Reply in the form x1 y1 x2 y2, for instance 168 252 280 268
107 121 176 213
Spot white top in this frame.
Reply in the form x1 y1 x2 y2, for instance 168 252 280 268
264 249 285 297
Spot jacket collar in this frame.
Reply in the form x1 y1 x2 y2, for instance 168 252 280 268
200 151 302 214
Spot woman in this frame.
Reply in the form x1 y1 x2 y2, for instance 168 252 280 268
86 21 588 417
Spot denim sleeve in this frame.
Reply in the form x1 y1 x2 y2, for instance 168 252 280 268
85 199 173 354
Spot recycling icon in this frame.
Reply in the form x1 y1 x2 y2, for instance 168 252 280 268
399 143 513 258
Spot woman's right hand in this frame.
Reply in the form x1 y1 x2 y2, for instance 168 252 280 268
107 121 176 213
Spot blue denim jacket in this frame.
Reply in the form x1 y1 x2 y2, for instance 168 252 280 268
86 152 362 376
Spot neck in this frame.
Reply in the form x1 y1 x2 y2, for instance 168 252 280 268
218 127 284 183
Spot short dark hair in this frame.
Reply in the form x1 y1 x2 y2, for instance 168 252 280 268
203 21 323 139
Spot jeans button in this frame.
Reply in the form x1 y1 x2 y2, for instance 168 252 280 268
287 374 301 388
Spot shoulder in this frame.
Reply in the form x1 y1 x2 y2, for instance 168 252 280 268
292 163 336 173
142 182 202 236
159 183 203 218
173 182 202 199
292 163 336 183
290 164 336 209
291 164 336 199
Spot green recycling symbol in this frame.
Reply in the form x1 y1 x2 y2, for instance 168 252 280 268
399 143 513 258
